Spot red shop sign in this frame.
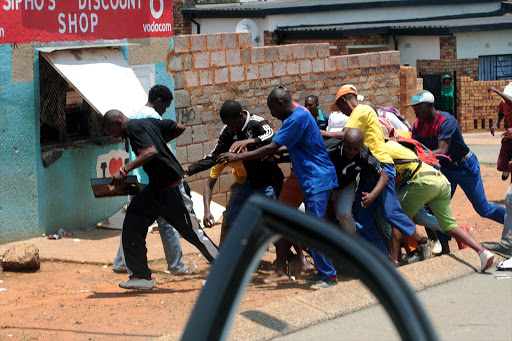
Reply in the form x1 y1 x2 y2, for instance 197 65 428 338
0 0 173 44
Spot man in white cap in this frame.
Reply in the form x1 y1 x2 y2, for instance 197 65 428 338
409 90 505 226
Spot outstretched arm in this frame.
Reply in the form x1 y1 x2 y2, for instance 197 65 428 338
218 141 282 163
321 130 345 139
489 87 512 106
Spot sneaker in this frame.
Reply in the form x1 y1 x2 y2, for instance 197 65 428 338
481 242 512 257
402 250 421 265
310 278 337 290
419 239 434 260
432 240 442 254
119 278 154 290
164 266 199 276
112 265 128 274
478 248 494 272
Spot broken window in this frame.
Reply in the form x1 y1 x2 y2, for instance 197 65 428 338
39 55 109 149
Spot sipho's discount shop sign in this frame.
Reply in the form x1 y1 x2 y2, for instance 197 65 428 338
0 0 173 44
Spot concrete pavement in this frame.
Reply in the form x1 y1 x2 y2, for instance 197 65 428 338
275 268 512 341
159 248 507 341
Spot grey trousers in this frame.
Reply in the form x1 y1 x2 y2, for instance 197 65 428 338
501 183 512 248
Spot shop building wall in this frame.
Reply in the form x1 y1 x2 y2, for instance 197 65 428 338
416 36 478 80
457 77 510 133
0 44 40 243
0 37 176 243
170 32 401 205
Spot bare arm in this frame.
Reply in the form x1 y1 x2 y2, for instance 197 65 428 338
229 138 258 153
491 114 504 136
489 87 512 106
217 141 282 163
202 177 217 228
111 146 158 186
321 130 345 139
174 123 186 139
432 139 451 157
361 169 388 208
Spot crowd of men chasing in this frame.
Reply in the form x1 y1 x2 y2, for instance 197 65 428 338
101 82 512 290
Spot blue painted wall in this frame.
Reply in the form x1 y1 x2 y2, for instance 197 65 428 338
0 44 40 243
0 37 175 243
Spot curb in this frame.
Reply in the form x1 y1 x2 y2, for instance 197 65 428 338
158 247 505 341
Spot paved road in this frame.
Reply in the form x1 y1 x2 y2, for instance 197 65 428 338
274 268 512 341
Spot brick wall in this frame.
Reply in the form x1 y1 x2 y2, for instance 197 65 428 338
457 77 510 132
416 36 478 80
266 34 390 56
173 0 193 35
169 32 401 205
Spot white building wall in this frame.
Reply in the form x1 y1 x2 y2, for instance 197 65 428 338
265 3 499 32
195 2 500 46
456 30 512 59
395 36 440 67
193 18 268 46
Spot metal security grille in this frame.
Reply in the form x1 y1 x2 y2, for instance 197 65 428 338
478 54 512 81
39 56 105 147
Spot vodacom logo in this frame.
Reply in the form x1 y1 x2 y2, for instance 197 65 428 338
150 0 164 19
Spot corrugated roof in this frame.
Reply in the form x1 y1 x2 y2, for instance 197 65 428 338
276 12 512 35
183 0 501 19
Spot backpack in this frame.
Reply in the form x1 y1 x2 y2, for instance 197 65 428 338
378 106 412 130
393 137 441 188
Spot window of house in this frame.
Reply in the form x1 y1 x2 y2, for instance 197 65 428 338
478 54 512 81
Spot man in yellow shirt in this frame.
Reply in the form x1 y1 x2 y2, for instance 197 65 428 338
385 140 495 272
331 85 431 259
202 161 247 244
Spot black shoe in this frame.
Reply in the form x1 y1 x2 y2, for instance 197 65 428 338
502 172 510 181
310 278 337 290
482 242 512 257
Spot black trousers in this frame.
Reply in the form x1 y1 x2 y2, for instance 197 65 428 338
121 181 219 279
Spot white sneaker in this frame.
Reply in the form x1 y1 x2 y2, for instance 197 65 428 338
432 240 442 254
478 248 494 272
119 278 154 290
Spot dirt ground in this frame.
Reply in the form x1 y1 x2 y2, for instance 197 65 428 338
0 165 507 341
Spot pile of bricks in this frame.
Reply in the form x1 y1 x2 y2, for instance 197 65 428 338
169 32 402 205
457 77 510 132
416 36 478 80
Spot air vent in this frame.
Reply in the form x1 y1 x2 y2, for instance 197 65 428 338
485 43 490 48
405 43 412 48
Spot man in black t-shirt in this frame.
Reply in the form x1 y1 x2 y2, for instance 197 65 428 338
103 110 219 290
326 128 387 234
